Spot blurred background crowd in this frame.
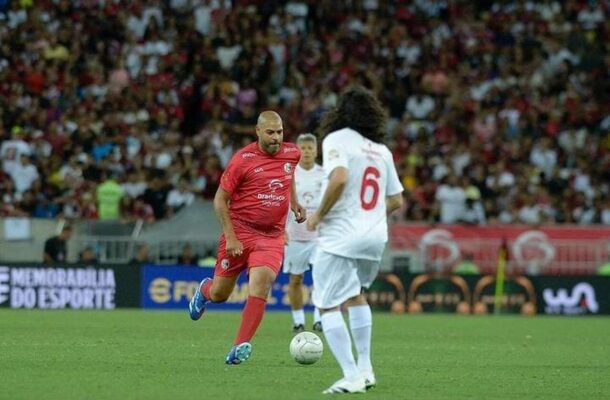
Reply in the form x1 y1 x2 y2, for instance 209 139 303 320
0 0 608 225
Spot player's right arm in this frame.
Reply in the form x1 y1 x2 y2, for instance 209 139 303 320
385 147 405 216
386 193 403 215
214 188 243 257
214 154 245 257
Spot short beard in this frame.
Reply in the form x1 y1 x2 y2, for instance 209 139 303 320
262 141 280 154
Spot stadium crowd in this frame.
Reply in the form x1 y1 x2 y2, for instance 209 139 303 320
0 0 608 225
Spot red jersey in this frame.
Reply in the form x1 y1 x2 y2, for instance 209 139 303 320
220 142 301 237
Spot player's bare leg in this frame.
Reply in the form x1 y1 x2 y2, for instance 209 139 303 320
319 304 366 394
226 266 276 365
188 274 239 321
288 273 305 332
312 307 322 332
207 275 240 302
345 293 375 390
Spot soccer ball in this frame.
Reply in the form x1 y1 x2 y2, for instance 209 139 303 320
289 331 323 365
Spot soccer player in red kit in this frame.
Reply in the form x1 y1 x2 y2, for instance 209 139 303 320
189 111 307 364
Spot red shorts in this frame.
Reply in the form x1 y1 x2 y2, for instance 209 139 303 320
214 229 285 277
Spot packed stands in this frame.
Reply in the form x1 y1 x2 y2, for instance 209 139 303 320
0 0 608 225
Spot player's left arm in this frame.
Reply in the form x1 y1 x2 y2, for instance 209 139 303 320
290 174 307 223
306 166 347 231
307 134 349 231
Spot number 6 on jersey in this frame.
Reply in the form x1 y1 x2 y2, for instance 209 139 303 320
360 166 380 210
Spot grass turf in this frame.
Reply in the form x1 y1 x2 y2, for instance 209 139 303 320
0 310 609 400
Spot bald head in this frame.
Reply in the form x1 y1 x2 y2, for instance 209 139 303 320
256 110 284 155
257 110 282 126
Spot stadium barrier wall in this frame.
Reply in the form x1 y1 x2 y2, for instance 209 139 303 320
3 262 608 316
0 263 140 310
141 264 314 311
389 224 610 275
368 272 610 316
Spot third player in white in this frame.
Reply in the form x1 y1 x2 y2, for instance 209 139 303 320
284 133 325 333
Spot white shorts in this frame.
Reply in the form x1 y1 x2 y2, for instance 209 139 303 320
283 241 316 275
311 248 380 309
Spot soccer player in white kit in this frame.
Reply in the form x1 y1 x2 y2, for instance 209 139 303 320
307 86 404 394
283 133 325 333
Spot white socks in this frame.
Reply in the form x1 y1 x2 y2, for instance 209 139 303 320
291 308 321 326
291 309 305 326
348 304 373 373
321 311 360 381
313 307 321 324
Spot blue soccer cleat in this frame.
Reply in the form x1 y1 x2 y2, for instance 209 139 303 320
188 278 211 321
225 342 252 365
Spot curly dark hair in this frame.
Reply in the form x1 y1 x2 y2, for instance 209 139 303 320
316 85 387 143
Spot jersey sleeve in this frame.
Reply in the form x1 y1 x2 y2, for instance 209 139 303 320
322 133 349 176
385 148 404 196
293 145 302 164
219 153 244 194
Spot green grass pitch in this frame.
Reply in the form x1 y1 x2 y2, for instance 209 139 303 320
1 310 609 400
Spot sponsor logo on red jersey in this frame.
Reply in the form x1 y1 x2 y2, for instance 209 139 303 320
268 179 284 192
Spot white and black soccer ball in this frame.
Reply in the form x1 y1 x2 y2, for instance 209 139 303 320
289 331 323 365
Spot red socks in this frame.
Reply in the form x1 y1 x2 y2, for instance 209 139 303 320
199 280 267 344
235 295 267 344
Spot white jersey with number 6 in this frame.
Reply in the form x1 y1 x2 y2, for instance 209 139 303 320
318 128 404 261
